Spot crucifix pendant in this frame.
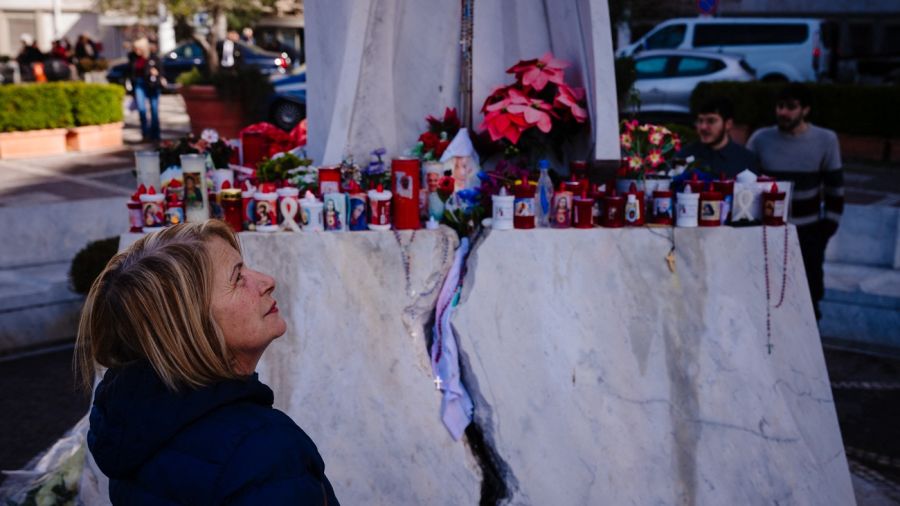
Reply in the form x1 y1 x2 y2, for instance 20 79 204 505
766 343 774 355
433 376 443 390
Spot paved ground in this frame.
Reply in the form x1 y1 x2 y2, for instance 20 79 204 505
0 96 898 503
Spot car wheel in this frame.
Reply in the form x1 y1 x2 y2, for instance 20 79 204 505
271 100 306 131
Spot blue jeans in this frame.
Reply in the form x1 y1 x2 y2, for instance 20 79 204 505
133 78 160 141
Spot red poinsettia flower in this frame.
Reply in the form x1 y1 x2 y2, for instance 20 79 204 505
480 108 529 145
426 107 461 135
481 85 514 113
419 131 440 152
435 139 451 158
554 84 588 123
507 52 568 91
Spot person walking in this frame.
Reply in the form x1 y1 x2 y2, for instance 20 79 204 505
678 97 759 178
78 221 340 504
16 34 43 82
747 83 844 320
128 38 164 142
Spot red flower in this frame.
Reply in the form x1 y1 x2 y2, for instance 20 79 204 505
479 109 529 145
437 175 455 200
507 52 568 91
419 131 440 152
554 84 588 123
435 139 451 158
505 88 553 134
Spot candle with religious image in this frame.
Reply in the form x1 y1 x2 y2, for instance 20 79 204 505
572 188 594 229
491 187 514 230
299 191 325 231
550 182 572 229
241 181 256 231
651 189 673 226
323 193 348 232
624 182 645 226
513 178 536 229
762 182 786 226
392 157 421 230
180 154 209 223
676 186 700 228
139 186 165 233
276 186 301 229
318 166 341 196
221 189 243 232
422 161 443 218
127 185 146 233
603 189 625 228
347 181 368 231
253 183 279 232
367 184 392 231
699 185 723 227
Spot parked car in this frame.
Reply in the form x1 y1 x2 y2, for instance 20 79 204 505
268 65 306 131
628 50 755 116
106 40 292 88
617 17 831 82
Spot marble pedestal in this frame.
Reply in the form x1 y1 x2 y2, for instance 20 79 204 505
453 226 854 505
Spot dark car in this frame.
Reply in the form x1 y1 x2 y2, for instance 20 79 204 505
106 40 292 88
268 65 306 131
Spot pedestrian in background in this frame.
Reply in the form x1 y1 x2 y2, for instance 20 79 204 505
678 97 759 178
16 34 43 82
77 221 340 504
748 83 844 320
128 38 164 142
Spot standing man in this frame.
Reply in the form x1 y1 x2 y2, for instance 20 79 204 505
679 97 759 178
216 30 242 70
748 83 844 320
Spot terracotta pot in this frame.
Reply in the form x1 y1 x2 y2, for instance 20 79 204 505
0 128 68 159
66 122 124 152
179 85 246 139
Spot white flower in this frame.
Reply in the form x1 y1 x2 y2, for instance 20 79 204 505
200 128 220 143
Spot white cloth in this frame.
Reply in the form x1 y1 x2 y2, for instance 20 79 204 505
221 40 235 67
431 237 474 440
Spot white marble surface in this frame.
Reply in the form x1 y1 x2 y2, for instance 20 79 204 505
240 228 482 505
453 226 854 505
825 204 898 268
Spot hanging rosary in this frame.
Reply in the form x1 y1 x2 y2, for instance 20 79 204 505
393 230 418 297
762 224 790 354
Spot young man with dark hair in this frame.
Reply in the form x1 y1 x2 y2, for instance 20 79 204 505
747 83 844 320
678 97 759 178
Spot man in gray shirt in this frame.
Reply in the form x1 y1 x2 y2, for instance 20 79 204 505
747 83 844 320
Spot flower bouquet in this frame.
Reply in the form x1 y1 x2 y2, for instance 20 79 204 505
479 52 589 166
411 108 460 161
618 120 682 180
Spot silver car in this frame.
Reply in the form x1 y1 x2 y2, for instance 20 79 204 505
628 50 755 115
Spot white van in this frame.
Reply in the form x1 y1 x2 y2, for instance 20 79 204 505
617 17 831 82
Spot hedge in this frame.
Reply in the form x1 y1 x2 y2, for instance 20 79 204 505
68 82 125 126
691 82 900 138
0 82 123 133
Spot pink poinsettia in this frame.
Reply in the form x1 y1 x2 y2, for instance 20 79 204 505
505 88 554 133
507 52 568 91
480 103 529 145
554 84 588 123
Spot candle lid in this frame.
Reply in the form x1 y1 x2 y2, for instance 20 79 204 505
736 169 758 183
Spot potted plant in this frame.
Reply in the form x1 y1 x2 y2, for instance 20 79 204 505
616 120 682 194
177 67 272 139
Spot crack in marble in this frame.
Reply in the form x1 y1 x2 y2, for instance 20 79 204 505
688 418 800 444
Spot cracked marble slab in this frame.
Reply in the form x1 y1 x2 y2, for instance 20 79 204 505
453 227 854 505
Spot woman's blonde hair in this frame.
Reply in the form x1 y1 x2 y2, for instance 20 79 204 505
76 221 241 392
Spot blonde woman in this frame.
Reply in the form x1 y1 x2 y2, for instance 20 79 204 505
128 38 164 142
77 221 339 504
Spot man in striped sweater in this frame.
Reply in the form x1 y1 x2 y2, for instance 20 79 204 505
747 83 844 320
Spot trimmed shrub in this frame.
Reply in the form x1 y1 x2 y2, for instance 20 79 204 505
0 83 73 132
68 82 125 126
0 82 123 132
691 82 900 138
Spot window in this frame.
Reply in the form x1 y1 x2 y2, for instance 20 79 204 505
645 25 686 50
635 57 669 78
693 24 809 47
675 57 725 76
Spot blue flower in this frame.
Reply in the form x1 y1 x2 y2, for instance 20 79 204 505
372 147 387 157
457 188 481 205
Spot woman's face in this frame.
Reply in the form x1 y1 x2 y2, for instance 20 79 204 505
207 236 286 374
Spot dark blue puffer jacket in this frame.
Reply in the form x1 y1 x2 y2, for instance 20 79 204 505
88 361 340 505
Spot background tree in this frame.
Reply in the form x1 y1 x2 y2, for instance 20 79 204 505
97 0 275 73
